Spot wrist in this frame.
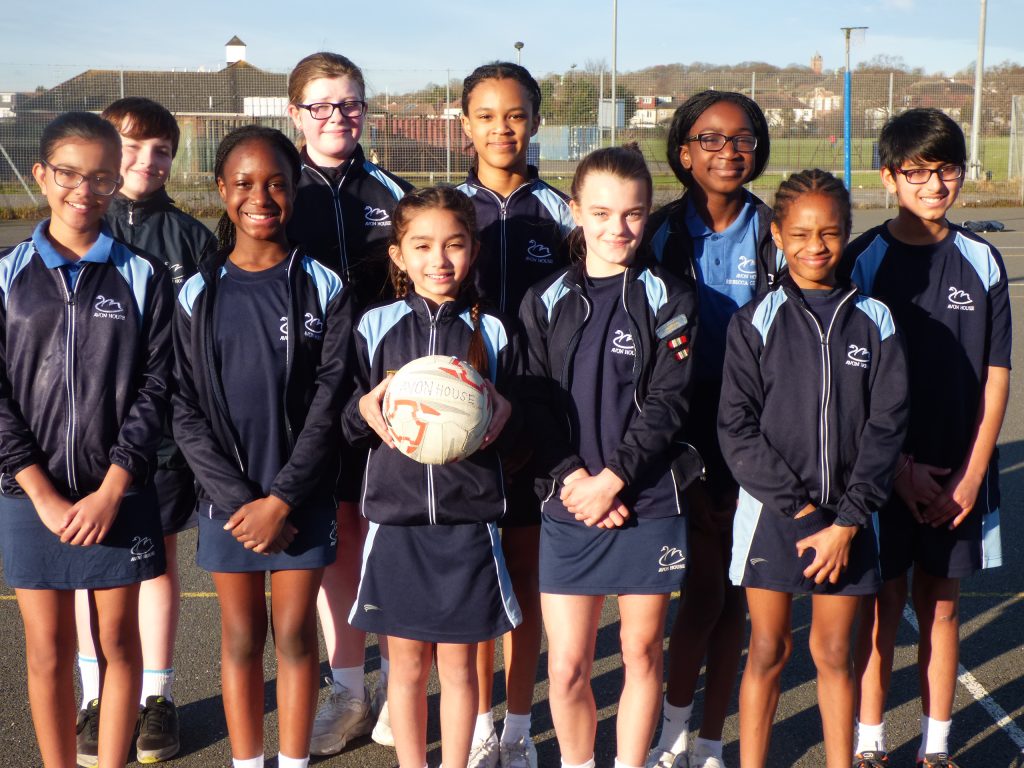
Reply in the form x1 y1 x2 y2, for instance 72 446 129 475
265 494 292 516
598 468 626 495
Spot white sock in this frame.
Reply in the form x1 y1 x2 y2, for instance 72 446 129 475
500 712 531 744
473 711 496 744
694 737 723 759
657 697 692 754
277 755 309 768
232 756 264 768
330 666 364 696
920 715 951 757
78 654 100 706
614 760 642 768
856 720 886 754
380 658 390 682
561 759 596 768
140 668 174 704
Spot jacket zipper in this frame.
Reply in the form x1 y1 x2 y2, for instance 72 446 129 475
423 298 445 523
799 289 856 505
473 181 532 314
305 164 351 279
282 250 298 450
560 283 591 448
54 267 82 495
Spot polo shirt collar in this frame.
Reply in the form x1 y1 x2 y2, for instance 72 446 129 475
32 220 115 269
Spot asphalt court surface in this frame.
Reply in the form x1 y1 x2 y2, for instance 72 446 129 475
1 209 1023 766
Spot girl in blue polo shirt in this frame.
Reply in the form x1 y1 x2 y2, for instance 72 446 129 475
0 112 172 768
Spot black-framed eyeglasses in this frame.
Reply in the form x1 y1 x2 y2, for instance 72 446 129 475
894 164 964 184
42 161 121 196
297 100 368 120
685 133 758 153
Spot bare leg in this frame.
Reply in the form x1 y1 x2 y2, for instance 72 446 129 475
138 534 180 672
809 594 859 768
270 568 324 759
911 567 960 722
212 571 268 760
542 592 603 764
854 575 908 728
437 642 479 768
92 583 143 768
17 588 78 768
316 502 370 671
738 588 793 768
616 593 671 766
387 637 433 768
501 525 542 718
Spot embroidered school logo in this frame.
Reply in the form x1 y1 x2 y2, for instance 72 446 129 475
364 206 390 227
738 256 757 274
947 286 975 311
845 343 870 369
279 316 288 342
658 546 687 573
749 557 768 567
727 255 757 286
303 312 324 338
93 295 126 320
525 239 554 264
610 329 635 356
363 603 381 612
130 536 156 562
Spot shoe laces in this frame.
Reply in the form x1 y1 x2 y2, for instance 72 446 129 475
139 698 174 735
855 751 889 768
316 684 367 720
468 734 499 766
79 700 100 741
647 748 678 768
921 754 959 768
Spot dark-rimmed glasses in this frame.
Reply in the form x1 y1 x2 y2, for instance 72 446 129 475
42 161 121 196
296 100 368 120
894 165 964 184
685 133 758 153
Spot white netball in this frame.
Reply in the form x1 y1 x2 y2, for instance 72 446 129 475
382 355 493 465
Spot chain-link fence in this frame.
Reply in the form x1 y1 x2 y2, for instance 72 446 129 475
3 61 1023 214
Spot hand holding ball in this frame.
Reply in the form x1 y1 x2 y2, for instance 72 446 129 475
382 355 493 464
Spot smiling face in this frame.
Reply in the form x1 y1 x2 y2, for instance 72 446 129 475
570 171 649 277
216 139 295 247
882 157 962 228
679 100 757 196
33 138 121 243
288 75 364 167
461 77 539 177
771 192 847 291
389 207 477 305
117 132 174 200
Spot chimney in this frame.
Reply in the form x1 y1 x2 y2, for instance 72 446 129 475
225 36 246 66
812 52 823 75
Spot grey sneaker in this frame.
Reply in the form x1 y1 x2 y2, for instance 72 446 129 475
468 732 500 768
689 741 725 768
499 735 538 768
309 680 373 756
646 747 689 768
371 697 394 747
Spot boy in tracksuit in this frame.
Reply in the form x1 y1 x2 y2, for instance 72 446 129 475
849 110 1011 768
74 96 216 766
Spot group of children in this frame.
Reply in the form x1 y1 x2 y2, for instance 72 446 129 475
0 52 1008 768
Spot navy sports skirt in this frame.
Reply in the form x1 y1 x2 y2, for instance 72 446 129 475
0 486 165 590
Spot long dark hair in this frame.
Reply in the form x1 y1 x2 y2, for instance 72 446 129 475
389 186 491 378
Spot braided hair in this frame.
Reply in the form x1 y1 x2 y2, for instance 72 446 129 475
388 186 490 378
773 169 851 236
213 125 302 253
461 61 542 116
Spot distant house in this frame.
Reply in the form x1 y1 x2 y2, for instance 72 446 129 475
759 94 814 128
630 96 675 128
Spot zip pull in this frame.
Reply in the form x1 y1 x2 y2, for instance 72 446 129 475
128 202 134 226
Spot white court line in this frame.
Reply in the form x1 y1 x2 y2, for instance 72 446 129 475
902 606 1024 753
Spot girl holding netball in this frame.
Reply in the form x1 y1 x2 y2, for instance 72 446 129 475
345 185 521 768
0 111 172 767
519 145 699 768
718 170 908 768
457 61 575 768
286 52 413 754
173 125 355 768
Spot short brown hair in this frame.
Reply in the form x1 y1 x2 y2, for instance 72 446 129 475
288 52 366 105
101 97 180 156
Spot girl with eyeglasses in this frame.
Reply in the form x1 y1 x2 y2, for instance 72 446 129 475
642 91 776 768
0 111 173 767
284 51 414 759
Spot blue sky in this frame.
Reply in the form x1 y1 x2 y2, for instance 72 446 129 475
3 0 1020 94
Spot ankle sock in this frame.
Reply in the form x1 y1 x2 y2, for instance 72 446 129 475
140 667 174 704
657 697 693 754
232 756 264 768
78 654 100 706
920 715 951 758
693 737 723 759
500 712 531 744
330 665 364 696
277 756 309 768
856 720 886 755
561 759 596 768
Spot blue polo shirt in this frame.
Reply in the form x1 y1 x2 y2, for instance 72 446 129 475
685 195 760 378
31 220 115 290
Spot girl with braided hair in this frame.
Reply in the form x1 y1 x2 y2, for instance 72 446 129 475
717 169 909 768
173 125 357 768
343 185 521 768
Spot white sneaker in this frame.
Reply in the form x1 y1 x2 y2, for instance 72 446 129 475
646 747 689 768
371 697 394 747
468 732 500 768
499 735 537 768
309 679 373 756
688 742 725 768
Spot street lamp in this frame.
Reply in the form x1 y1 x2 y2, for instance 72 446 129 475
840 26 868 191
514 41 524 65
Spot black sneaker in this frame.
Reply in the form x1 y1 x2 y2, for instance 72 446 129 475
854 751 889 767
136 696 180 764
75 698 99 768
919 753 961 768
